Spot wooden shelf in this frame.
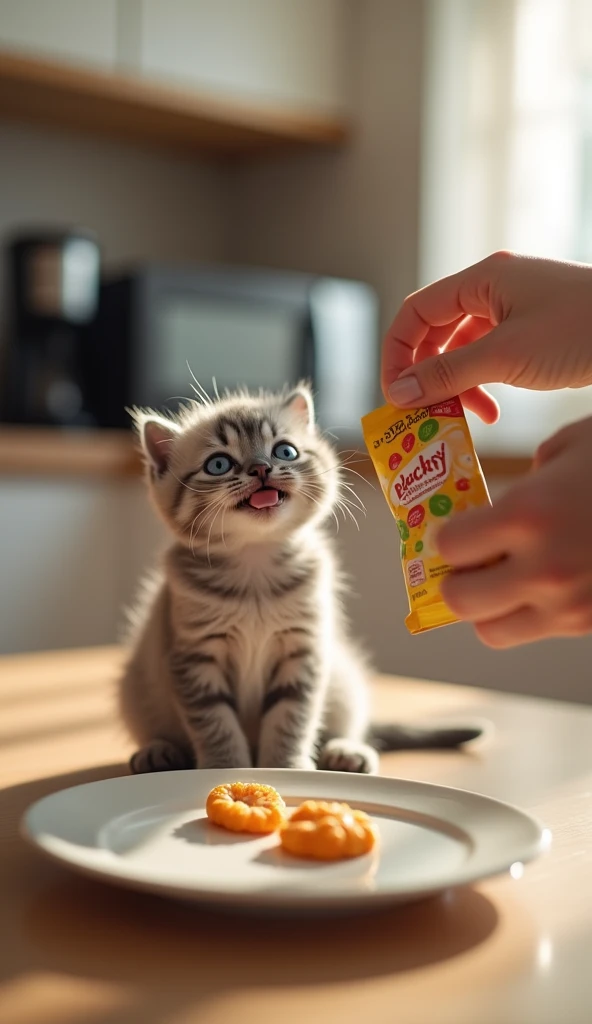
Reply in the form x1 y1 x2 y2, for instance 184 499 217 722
0 427 531 480
0 428 142 479
0 51 350 158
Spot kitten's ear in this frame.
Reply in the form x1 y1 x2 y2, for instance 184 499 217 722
283 387 314 428
130 410 181 475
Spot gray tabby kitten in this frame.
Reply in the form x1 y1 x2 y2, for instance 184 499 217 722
120 385 480 774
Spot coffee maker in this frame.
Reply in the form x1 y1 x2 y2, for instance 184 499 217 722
0 230 101 426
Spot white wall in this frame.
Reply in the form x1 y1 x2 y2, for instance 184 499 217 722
225 0 423 337
0 122 227 317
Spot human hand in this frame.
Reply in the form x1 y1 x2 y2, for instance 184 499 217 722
437 415 592 647
382 252 592 422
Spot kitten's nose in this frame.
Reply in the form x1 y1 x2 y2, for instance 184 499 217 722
247 458 272 480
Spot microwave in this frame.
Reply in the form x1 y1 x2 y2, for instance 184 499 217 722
87 264 379 436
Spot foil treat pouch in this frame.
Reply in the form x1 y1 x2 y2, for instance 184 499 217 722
361 398 491 634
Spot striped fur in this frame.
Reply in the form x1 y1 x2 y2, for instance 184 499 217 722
119 385 482 775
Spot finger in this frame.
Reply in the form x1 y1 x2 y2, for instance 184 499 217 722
474 606 551 649
444 317 500 423
414 315 467 364
441 557 523 623
533 422 579 469
385 323 514 409
436 504 514 568
446 314 494 354
458 385 500 423
381 259 498 394
393 312 500 422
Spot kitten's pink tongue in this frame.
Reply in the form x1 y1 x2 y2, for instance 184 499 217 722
248 488 280 509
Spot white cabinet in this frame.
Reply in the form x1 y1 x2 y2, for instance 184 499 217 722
138 0 348 113
0 0 118 69
0 0 350 128
0 478 165 655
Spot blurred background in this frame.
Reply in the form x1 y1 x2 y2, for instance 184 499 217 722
1 0 591 703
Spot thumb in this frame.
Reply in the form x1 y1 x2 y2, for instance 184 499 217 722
386 324 512 408
533 421 580 469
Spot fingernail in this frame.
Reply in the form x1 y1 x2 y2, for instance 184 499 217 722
388 376 424 406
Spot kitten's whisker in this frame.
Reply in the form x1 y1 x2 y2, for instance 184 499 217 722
339 483 366 512
298 483 327 507
309 458 370 484
339 496 367 518
188 500 219 553
338 492 365 512
186 361 213 405
169 468 219 497
212 376 221 401
298 485 340 533
334 500 347 522
339 457 372 468
192 502 224 558
191 493 228 529
163 395 203 412
220 505 229 550
206 500 226 565
338 481 365 504
339 465 376 490
188 493 229 554
339 497 366 518
335 499 360 530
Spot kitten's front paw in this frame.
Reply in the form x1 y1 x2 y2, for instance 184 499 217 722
318 739 379 775
130 739 194 774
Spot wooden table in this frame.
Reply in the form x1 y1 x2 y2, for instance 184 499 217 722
1 646 591 1024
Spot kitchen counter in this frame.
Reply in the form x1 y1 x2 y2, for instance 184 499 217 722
0 427 142 477
1 645 591 1023
0 427 531 478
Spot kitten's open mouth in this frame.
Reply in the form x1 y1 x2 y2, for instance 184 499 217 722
236 487 287 511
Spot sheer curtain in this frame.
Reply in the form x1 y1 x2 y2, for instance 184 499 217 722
420 0 592 454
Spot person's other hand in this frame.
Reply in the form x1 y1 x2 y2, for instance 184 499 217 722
382 252 592 422
436 415 592 647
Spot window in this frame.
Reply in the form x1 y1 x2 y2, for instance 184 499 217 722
420 0 592 454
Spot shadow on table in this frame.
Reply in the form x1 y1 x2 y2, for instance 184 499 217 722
1 764 501 1022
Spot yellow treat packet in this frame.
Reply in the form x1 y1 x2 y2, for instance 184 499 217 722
361 397 490 634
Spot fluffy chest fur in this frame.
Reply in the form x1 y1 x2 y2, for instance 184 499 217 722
165 536 335 747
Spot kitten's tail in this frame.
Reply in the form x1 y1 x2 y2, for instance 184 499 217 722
367 721 485 752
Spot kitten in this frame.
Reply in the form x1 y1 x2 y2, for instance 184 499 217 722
119 384 480 775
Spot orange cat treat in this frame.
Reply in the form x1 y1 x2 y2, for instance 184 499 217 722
280 799 378 860
205 781 287 834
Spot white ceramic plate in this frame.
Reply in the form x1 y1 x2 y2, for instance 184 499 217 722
22 769 550 915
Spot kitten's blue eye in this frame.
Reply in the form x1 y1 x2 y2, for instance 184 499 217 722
204 454 233 476
273 442 299 462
